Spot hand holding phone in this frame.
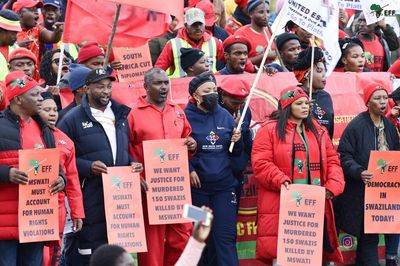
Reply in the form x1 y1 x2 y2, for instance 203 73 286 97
182 204 212 226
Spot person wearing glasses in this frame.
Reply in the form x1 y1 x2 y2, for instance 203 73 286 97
40 48 73 86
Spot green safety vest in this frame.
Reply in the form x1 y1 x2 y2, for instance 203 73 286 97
168 37 217 78
0 44 18 81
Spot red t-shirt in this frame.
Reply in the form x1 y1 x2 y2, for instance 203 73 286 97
235 24 275 58
17 24 45 65
20 118 44 150
359 34 385 72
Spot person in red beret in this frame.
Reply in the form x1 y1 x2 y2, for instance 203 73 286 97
77 42 122 82
252 86 344 265
225 0 250 35
14 0 63 66
388 57 400 78
335 84 400 266
77 42 106 70
235 0 276 66
217 35 253 75
8 47 37 78
218 78 253 209
0 70 66 266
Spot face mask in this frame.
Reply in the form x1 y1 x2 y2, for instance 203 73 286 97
200 93 218 111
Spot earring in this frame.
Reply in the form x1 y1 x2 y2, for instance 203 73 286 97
196 98 200 105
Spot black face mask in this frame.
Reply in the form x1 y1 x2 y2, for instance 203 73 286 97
200 93 218 111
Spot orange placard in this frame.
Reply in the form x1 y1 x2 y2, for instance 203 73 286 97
102 167 147 253
114 46 153 83
365 151 400 233
277 184 325 266
143 139 192 225
18 148 60 243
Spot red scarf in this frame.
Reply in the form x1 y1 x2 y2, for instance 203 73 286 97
292 125 321 185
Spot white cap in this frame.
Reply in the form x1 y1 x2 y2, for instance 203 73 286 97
184 8 205 26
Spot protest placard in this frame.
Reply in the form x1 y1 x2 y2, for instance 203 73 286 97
18 148 60 243
277 184 325 266
273 0 341 74
102 167 147 252
143 139 191 225
113 46 153 83
365 151 400 233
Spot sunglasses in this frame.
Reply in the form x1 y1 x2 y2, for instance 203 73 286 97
52 58 71 66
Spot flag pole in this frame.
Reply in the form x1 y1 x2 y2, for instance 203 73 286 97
229 9 284 153
103 3 122 68
56 43 65 85
308 35 316 100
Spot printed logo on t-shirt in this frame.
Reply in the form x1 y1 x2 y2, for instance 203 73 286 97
203 131 222 150
364 51 374 64
256 45 264 55
206 131 219 145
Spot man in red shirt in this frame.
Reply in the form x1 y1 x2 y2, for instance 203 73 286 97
235 0 276 66
356 12 399 72
8 47 37 78
128 68 196 266
155 7 224 78
13 0 63 65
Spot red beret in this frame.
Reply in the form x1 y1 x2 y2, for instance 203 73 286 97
388 59 400 78
235 0 248 9
12 0 43 13
78 42 105 64
223 35 252 52
9 48 37 65
5 71 38 101
363 83 388 106
219 79 250 99
279 86 308 109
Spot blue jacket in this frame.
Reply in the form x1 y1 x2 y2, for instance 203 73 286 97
226 106 252 179
185 102 243 191
57 95 132 251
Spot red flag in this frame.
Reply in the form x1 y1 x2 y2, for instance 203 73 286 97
107 0 184 23
63 0 169 47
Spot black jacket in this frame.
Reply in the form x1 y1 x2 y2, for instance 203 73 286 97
335 111 399 237
57 96 132 252
0 107 65 183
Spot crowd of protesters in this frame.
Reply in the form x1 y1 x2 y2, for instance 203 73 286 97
0 0 400 266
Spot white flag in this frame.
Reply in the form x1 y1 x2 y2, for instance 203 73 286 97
359 0 399 25
272 0 341 75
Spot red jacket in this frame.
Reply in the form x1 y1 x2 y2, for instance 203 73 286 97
128 96 192 170
154 28 224 73
251 120 344 263
53 128 85 233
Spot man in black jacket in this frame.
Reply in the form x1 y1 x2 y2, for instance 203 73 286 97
58 68 142 265
0 70 65 266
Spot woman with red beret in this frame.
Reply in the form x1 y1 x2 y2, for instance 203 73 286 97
335 84 400 266
252 86 344 265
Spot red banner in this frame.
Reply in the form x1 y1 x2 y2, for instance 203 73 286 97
63 0 168 47
107 0 184 25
